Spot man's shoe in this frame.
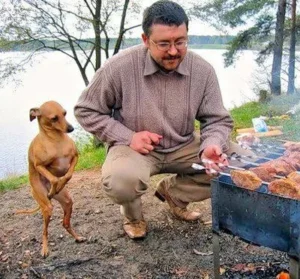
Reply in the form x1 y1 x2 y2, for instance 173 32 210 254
123 218 147 239
155 179 201 221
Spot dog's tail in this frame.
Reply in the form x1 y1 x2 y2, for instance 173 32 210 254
15 206 40 214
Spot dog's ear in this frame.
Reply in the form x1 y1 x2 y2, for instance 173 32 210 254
30 108 41 121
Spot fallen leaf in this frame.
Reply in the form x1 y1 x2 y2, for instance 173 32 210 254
232 263 246 271
174 268 188 276
1 254 9 262
220 267 226 275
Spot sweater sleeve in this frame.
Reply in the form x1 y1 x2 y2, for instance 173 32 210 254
74 65 135 146
197 67 233 155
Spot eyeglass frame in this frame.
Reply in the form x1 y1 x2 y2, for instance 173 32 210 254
149 38 188 51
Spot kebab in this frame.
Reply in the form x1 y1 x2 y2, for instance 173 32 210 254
229 144 300 198
230 169 300 199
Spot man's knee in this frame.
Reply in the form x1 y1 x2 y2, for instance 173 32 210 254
101 172 148 204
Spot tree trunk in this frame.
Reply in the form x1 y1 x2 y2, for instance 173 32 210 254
271 0 286 95
113 0 130 55
287 0 296 95
94 0 102 71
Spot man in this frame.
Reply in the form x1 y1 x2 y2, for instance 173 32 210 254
74 0 250 239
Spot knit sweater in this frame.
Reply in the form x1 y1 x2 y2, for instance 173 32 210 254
74 44 233 154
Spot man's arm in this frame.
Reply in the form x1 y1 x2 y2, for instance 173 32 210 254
74 67 135 146
196 67 233 156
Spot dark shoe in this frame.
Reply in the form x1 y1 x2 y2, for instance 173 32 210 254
155 179 201 221
123 218 147 239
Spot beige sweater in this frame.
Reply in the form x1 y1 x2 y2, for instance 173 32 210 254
74 44 233 154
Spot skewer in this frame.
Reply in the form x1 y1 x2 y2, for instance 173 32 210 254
192 163 230 176
255 143 286 152
228 156 261 166
201 158 245 170
230 152 274 161
191 163 270 185
239 144 283 156
276 139 296 144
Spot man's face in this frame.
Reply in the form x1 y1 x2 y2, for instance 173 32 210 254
142 23 188 71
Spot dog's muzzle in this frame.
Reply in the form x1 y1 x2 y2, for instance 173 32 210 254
67 125 74 133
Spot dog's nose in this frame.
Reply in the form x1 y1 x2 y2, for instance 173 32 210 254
67 125 74 133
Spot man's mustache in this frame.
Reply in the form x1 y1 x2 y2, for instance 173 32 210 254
163 56 181 60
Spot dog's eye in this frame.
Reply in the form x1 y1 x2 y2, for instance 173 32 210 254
51 116 59 122
63 111 67 116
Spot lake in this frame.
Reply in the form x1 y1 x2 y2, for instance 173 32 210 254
0 48 280 179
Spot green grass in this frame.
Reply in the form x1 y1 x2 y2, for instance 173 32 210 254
1 95 300 192
0 175 28 192
230 95 300 141
76 144 106 170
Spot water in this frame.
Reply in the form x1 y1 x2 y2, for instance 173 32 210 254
0 49 275 179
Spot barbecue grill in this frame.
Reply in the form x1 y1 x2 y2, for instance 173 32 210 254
211 144 300 279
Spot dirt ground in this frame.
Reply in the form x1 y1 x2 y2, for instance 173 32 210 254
0 168 290 279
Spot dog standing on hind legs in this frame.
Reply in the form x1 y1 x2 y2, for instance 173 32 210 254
17 100 86 257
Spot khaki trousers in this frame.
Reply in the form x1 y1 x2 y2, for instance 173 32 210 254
101 135 254 221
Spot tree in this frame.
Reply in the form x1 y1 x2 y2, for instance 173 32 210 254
190 0 294 96
0 0 141 87
271 0 287 95
287 0 297 95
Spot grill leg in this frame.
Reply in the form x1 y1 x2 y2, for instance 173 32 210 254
213 232 220 279
289 256 300 279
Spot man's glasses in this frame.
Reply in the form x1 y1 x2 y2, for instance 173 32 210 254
150 39 188 51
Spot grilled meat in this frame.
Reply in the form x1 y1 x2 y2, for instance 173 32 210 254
262 158 296 176
283 142 300 152
231 170 262 190
249 166 277 182
268 178 300 199
287 171 300 184
229 141 300 198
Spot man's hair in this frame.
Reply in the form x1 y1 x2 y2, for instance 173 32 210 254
142 0 189 37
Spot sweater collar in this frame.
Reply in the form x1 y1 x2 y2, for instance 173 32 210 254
144 50 190 76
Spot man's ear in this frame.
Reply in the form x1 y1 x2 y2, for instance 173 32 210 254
29 108 41 121
142 33 150 47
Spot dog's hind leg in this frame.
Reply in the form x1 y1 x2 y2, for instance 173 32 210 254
54 188 86 243
31 179 53 258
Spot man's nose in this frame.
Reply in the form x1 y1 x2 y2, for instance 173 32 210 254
167 43 178 56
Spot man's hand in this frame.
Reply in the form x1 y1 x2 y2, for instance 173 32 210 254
130 131 163 154
200 145 228 175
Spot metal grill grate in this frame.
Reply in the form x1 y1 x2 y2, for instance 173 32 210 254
211 175 300 278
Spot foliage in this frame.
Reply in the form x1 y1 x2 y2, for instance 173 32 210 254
190 0 277 67
76 144 106 171
224 15 274 66
0 174 28 192
231 101 268 129
74 131 106 170
0 0 141 87
190 0 300 96
230 95 300 141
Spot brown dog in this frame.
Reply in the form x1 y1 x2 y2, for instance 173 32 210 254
18 101 85 257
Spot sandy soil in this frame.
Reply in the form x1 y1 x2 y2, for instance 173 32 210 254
0 168 289 279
